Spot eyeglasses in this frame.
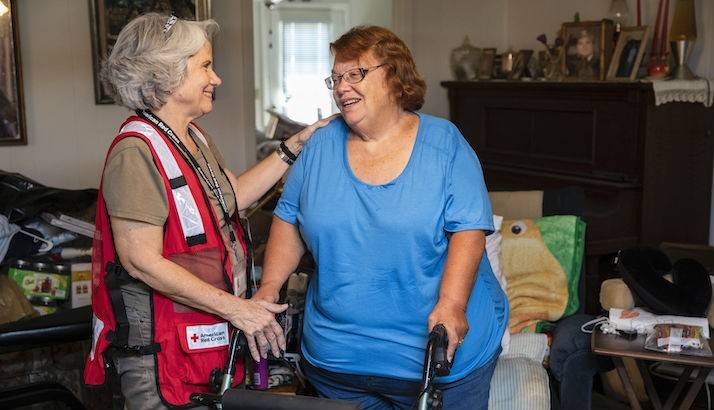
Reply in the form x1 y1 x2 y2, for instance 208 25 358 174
324 64 385 90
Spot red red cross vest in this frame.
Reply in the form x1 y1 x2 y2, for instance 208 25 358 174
84 116 247 407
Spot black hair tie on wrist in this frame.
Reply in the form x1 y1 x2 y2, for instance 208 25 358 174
279 141 298 162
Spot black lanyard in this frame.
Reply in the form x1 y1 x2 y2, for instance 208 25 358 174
135 109 239 249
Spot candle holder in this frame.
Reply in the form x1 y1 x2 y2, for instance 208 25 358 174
608 0 630 34
668 0 697 80
670 39 697 80
647 55 668 79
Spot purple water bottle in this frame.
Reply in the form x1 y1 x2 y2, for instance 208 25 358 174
252 357 269 390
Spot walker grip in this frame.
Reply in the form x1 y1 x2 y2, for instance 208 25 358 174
429 324 451 376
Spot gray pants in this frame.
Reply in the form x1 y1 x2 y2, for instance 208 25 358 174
114 283 168 410
115 283 210 410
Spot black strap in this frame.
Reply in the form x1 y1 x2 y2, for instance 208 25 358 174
239 218 254 296
105 261 132 347
279 141 298 162
186 233 208 247
111 343 162 355
104 261 161 355
102 349 126 410
169 175 188 189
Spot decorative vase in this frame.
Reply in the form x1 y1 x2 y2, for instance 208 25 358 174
449 36 481 81
527 52 542 78
543 50 564 81
670 39 696 79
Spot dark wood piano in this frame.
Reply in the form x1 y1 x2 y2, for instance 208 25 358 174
441 80 714 313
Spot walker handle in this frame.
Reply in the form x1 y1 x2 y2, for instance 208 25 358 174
429 324 451 377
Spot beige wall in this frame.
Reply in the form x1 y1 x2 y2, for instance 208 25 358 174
2 0 712 243
408 0 714 244
0 0 254 190
3 0 125 189
0 0 394 191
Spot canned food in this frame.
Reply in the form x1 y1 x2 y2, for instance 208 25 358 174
54 263 70 275
33 262 51 272
32 305 58 315
30 296 59 316
14 259 30 269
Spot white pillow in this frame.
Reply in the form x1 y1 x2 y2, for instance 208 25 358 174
501 333 549 364
489 356 550 410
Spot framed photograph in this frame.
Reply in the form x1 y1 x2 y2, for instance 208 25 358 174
560 20 614 81
89 0 211 104
607 26 650 81
0 0 26 145
508 49 533 80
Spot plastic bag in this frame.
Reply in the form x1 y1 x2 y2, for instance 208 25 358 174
644 323 713 357
0 275 36 324
0 170 97 224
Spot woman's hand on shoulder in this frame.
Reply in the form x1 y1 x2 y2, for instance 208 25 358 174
285 113 341 153
225 297 287 362
428 298 469 363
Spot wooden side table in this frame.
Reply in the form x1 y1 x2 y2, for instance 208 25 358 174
592 331 714 410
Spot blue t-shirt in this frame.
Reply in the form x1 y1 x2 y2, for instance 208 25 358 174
274 113 508 382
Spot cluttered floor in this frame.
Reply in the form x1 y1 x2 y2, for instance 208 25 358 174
3 170 714 410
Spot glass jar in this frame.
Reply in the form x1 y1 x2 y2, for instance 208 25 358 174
543 50 565 81
450 36 481 81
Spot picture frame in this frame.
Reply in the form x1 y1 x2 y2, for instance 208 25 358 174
606 26 650 81
0 0 27 145
560 20 614 81
89 0 211 104
508 49 533 80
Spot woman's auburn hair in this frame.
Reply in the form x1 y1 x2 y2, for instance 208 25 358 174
330 26 426 112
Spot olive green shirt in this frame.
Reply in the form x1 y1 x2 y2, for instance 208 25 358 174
102 128 237 235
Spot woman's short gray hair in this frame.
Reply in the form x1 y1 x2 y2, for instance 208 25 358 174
102 13 219 110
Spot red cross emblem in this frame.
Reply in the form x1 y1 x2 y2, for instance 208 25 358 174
191 333 199 343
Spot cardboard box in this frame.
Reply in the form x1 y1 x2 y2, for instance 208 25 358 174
71 263 92 308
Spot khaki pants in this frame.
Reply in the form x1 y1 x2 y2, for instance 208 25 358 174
114 283 211 410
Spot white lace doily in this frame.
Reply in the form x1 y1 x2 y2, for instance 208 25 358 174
649 78 714 107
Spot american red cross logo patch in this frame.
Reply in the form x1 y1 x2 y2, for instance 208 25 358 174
185 323 229 350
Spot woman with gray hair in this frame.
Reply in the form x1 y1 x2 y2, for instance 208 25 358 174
84 13 334 408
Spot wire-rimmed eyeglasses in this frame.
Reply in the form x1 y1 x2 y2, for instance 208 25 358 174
324 64 385 90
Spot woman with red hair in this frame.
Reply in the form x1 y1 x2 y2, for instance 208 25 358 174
256 26 507 409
